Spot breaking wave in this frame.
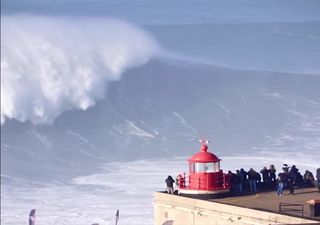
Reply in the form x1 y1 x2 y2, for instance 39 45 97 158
1 16 161 124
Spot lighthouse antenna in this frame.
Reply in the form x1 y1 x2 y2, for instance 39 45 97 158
198 138 210 145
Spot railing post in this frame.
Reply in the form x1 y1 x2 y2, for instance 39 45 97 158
279 203 281 213
223 173 225 188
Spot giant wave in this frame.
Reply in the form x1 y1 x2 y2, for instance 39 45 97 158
1 16 161 124
1 10 320 225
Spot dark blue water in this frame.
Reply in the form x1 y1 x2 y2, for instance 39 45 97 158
3 0 320 25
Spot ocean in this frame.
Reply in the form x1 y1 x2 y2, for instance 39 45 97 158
1 1 320 224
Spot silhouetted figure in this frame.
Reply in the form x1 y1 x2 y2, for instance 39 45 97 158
255 171 262 187
236 170 243 193
288 165 304 187
239 168 247 191
277 173 285 196
303 170 315 187
269 165 276 183
115 209 119 225
248 168 257 192
228 171 234 192
165 175 175 194
316 168 320 193
287 175 294 195
29 209 36 225
281 164 290 187
290 165 298 174
260 167 270 185
282 164 289 173
229 171 241 194
289 165 298 184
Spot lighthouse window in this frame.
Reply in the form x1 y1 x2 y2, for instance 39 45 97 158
194 163 205 172
192 162 220 172
193 163 214 172
204 163 214 172
213 162 220 172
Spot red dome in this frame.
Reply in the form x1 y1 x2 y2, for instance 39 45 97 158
188 144 220 163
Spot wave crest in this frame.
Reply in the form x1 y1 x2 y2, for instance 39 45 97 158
1 16 161 124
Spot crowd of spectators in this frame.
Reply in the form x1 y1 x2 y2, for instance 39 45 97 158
228 164 319 196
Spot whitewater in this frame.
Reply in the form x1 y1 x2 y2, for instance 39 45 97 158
1 16 161 124
1 1 320 225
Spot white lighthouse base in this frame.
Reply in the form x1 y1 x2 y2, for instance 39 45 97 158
178 188 229 195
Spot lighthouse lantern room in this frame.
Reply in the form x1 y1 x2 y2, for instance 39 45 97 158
177 139 230 195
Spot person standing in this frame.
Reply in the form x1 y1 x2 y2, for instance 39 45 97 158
29 209 36 225
239 168 248 192
236 170 243 194
229 171 242 194
277 173 285 196
260 167 270 186
165 175 175 194
303 170 315 187
287 175 294 195
176 174 185 189
269 165 277 188
316 168 320 193
248 168 257 193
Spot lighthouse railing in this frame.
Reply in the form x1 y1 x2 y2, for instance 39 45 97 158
179 172 230 190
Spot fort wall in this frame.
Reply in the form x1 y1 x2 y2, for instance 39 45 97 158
154 192 319 225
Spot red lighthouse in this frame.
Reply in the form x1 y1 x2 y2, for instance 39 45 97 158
177 139 230 195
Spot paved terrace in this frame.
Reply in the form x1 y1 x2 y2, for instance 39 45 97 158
211 187 320 221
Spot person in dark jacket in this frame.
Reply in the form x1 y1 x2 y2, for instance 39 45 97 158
287 175 294 195
239 168 248 191
29 209 36 225
303 170 315 187
269 164 277 188
236 170 243 193
165 175 175 194
260 167 270 185
316 168 320 193
229 171 242 194
248 168 257 193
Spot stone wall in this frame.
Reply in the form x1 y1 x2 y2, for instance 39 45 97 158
154 192 319 225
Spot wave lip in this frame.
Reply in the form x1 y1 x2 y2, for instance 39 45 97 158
1 16 161 125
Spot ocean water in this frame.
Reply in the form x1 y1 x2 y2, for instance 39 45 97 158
1 1 320 225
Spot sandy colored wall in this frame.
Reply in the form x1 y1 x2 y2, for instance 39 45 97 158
154 192 319 225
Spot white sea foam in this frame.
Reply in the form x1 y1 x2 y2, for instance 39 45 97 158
2 155 318 225
1 16 161 125
1 159 185 225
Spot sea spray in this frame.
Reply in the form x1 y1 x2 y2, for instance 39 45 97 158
1 16 161 124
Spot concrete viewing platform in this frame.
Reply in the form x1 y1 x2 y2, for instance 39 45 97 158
212 187 320 220
154 187 320 225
